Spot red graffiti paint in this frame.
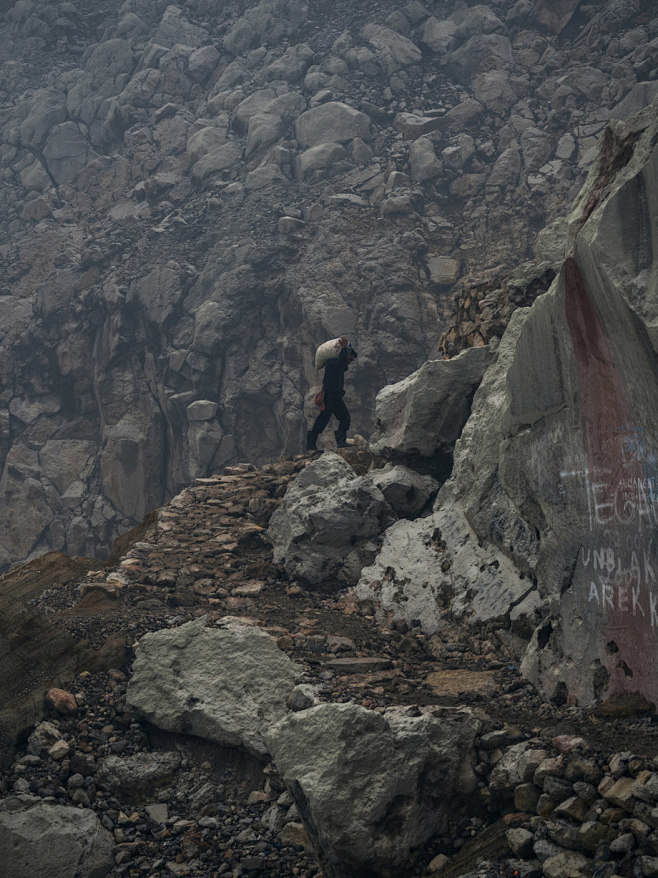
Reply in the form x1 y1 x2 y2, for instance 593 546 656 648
564 256 656 699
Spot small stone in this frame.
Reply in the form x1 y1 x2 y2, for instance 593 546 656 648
543 776 573 801
572 781 597 804
280 822 311 847
48 739 70 760
506 827 534 857
427 852 449 873
555 796 588 822
515 783 540 812
146 803 169 823
577 820 615 853
610 832 635 853
534 756 565 785
288 684 315 711
537 793 555 817
600 776 636 812
636 856 658 876
542 851 591 877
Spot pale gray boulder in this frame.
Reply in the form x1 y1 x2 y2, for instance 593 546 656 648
99 752 181 799
472 70 519 114
265 702 479 878
368 464 438 519
241 90 307 158
295 102 371 149
533 0 582 33
19 158 51 191
42 122 96 184
187 45 220 82
441 134 476 171
232 88 278 130
19 88 68 148
152 6 208 49
356 500 533 634
369 346 493 458
361 24 422 74
126 620 302 757
261 43 314 84
268 453 392 588
409 137 442 183
452 4 508 41
26 721 62 757
0 795 113 878
187 125 229 163
611 81 658 120
520 127 555 171
191 141 243 180
447 33 514 84
487 147 522 190
245 113 285 159
296 142 347 178
245 164 287 190
420 17 457 55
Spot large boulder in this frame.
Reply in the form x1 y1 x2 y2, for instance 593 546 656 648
294 102 371 149
409 137 442 183
267 453 392 588
533 0 583 33
126 620 302 757
369 346 493 458
355 500 532 634
446 33 514 84
265 703 479 877
0 795 113 878
42 122 96 184
361 24 422 73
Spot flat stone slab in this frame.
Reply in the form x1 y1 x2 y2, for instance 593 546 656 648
425 670 498 697
322 656 393 674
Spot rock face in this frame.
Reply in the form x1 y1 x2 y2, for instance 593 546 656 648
364 95 658 708
126 620 302 757
0 795 113 878
268 453 392 589
0 0 656 570
265 702 479 878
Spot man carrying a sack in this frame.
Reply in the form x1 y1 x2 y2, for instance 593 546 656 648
307 337 357 452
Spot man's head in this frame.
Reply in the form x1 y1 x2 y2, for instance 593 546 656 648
346 345 357 365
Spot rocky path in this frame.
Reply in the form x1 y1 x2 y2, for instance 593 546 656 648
4 453 658 877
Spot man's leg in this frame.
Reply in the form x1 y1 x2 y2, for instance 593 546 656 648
332 398 351 447
307 406 332 450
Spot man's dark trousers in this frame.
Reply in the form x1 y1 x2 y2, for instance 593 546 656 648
310 391 351 444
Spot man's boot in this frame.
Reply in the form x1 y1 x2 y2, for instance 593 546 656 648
306 430 320 452
334 429 348 448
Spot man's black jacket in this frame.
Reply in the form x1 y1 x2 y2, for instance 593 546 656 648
322 348 349 397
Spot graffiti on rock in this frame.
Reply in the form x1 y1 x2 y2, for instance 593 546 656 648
562 257 658 697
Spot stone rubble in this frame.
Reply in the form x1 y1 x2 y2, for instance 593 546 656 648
1 453 658 876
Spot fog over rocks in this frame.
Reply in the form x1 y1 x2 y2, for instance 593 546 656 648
0 0 656 568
